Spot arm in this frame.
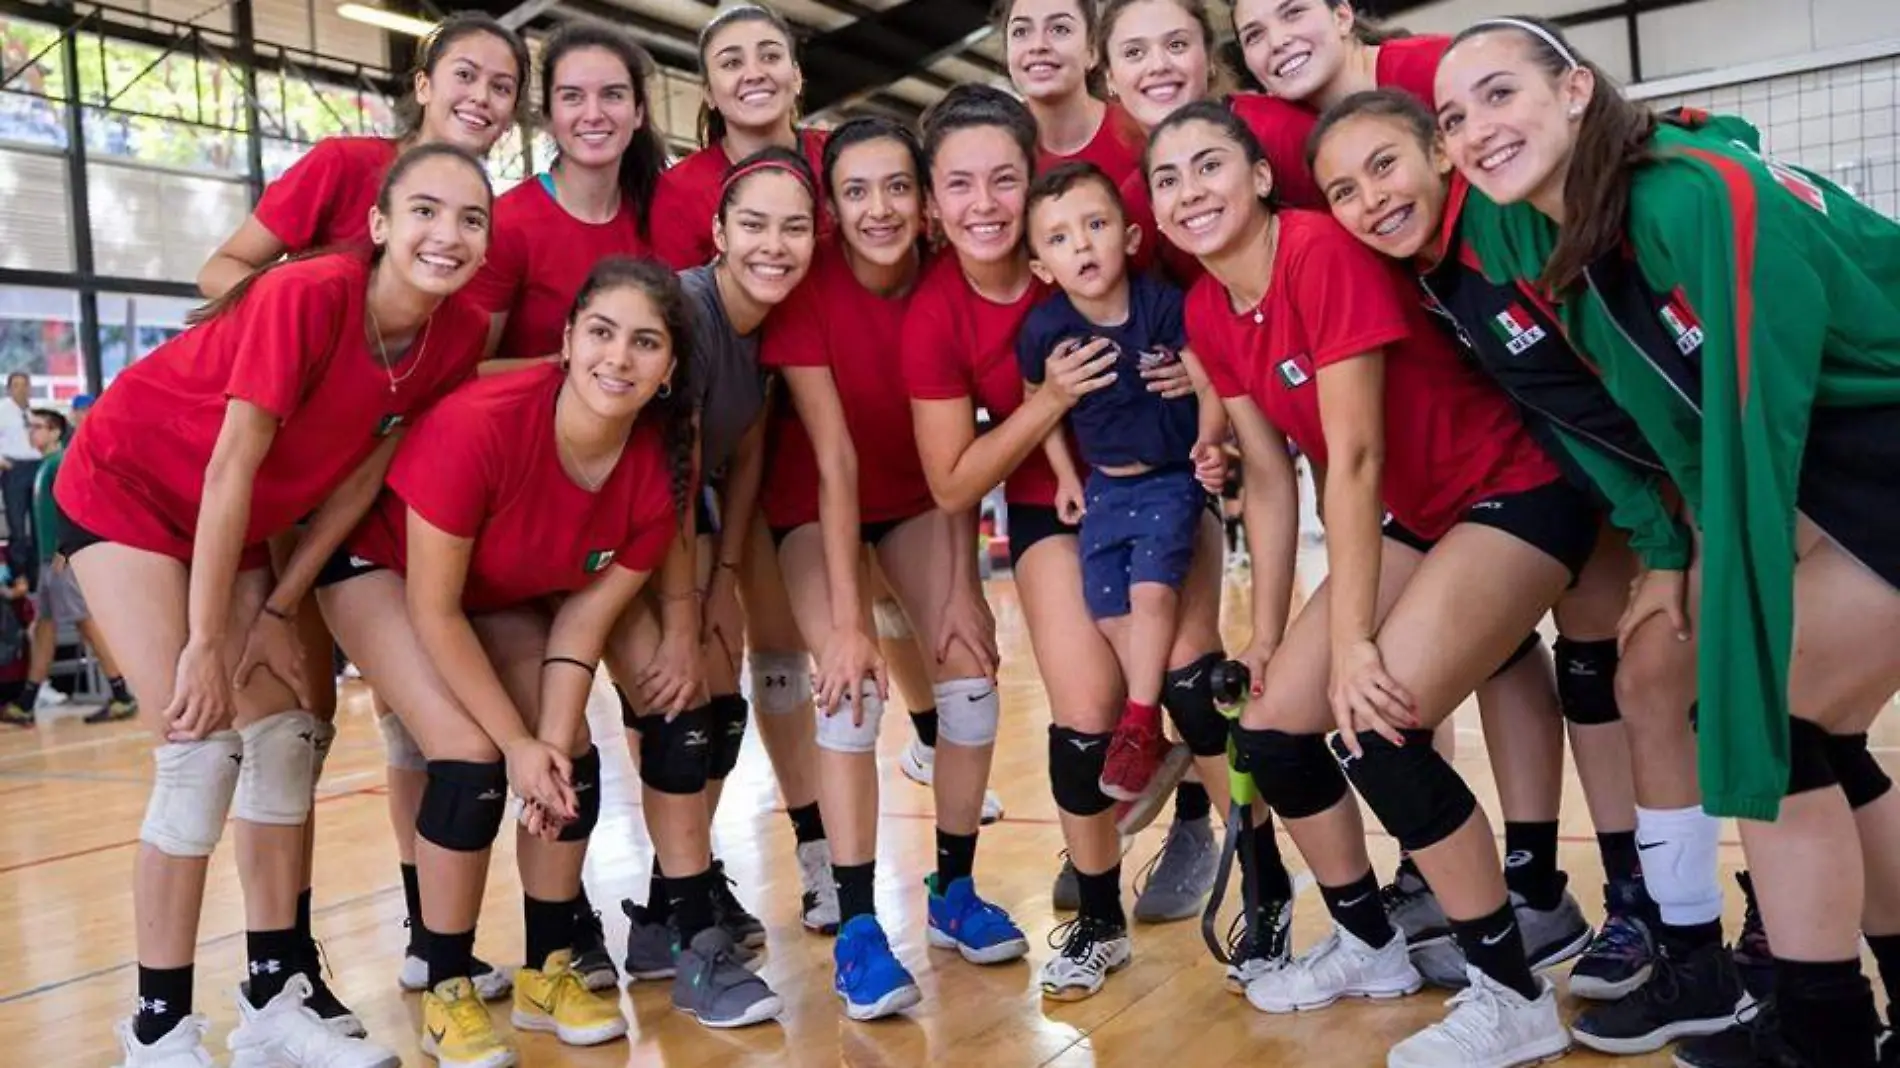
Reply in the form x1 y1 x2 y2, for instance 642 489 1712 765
714 412 767 577
1225 396 1299 664
1181 348 1230 450
197 217 288 299
538 564 653 749
1314 353 1388 655
1545 425 1692 571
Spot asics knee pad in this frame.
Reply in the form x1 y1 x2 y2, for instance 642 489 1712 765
310 719 338 782
378 709 427 772
935 677 1000 747
558 746 602 842
1826 731 1891 809
1333 730 1478 853
234 710 320 825
1555 637 1622 726
1488 632 1544 681
1049 726 1114 817
416 760 508 852
1232 726 1348 820
708 694 749 779
815 682 884 754
637 703 714 795
1163 653 1231 757
141 730 243 857
873 599 912 641
1787 717 1838 798
749 652 812 716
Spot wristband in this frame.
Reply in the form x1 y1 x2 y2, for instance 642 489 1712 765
542 656 597 675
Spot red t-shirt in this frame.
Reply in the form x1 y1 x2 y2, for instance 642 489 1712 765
901 251 1058 506
253 136 402 251
1376 35 1450 105
57 253 486 561
463 176 648 360
1187 211 1557 539
1038 103 1147 188
649 128 830 271
349 363 677 613
759 242 932 530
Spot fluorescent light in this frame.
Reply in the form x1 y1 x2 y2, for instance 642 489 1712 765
337 3 437 37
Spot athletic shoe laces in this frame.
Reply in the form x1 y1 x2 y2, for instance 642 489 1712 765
1048 917 1118 968
1583 913 1650 967
443 986 491 1038
1431 977 1513 1055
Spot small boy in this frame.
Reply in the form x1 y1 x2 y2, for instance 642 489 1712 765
1016 161 1224 803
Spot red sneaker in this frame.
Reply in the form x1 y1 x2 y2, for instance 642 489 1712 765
1100 705 1168 802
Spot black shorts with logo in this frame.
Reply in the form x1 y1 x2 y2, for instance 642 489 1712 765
1381 478 1598 581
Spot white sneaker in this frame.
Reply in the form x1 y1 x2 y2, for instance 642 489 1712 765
398 942 514 1000
900 739 934 786
37 687 70 708
796 839 841 934
115 1015 215 1067
1039 918 1132 1001
981 790 1005 824
1387 968 1570 1068
228 974 401 1068
1245 924 1422 1014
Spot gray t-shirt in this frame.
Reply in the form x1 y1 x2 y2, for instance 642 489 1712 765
680 265 766 478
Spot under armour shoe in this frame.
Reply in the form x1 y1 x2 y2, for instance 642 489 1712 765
227 973 400 1068
1133 816 1219 923
925 874 1030 964
1573 937 1745 1055
673 928 783 1029
1387 968 1570 1068
510 949 628 1047
293 940 365 1038
1384 862 1451 946
114 1014 215 1068
1224 898 1294 994
397 922 513 1000
711 860 767 950
1570 878 1657 1001
421 977 514 1068
797 839 841 934
1053 853 1080 912
1244 923 1420 1014
1040 916 1132 1001
569 906 617 991
1733 871 1775 999
833 914 923 1021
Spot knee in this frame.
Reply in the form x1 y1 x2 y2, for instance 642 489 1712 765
1162 652 1231 758
1333 730 1478 852
638 704 713 794
1231 725 1347 820
416 759 509 852
1786 716 1840 799
748 652 812 717
815 683 885 754
935 678 1000 748
1826 731 1893 810
141 731 243 857
706 694 750 779
1049 725 1113 816
234 710 321 825
1554 637 1621 726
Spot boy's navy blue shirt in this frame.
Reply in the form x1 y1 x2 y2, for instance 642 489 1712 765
1016 272 1198 470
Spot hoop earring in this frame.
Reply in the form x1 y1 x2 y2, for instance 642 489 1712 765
658 380 672 399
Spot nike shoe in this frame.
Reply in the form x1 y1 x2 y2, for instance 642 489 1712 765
510 949 628 1047
925 874 1029 965
1387 969 1570 1068
569 906 618 991
1572 937 1745 1055
833 914 923 1021
1040 916 1132 1001
421 977 514 1068
711 860 767 950
1224 899 1295 994
227 974 400 1068
673 928 783 1029
797 839 841 935
1132 816 1218 923
113 1014 215 1067
1569 878 1657 1001
1243 924 1420 1014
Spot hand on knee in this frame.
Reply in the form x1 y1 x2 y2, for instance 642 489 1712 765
1162 652 1230 758
1333 730 1478 853
815 681 885 754
557 746 602 842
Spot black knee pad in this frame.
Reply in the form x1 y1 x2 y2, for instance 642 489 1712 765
638 704 713 795
1787 717 1839 798
707 694 749 780
1163 652 1231 757
617 684 644 732
1554 637 1622 726
1049 725 1114 817
1332 730 1478 852
1488 631 1544 681
558 746 602 842
1826 732 1892 809
417 760 509 852
1232 725 1348 820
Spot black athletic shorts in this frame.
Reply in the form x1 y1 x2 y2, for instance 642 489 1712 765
1800 401 1900 590
768 513 915 550
54 502 108 559
1381 478 1598 581
314 547 387 589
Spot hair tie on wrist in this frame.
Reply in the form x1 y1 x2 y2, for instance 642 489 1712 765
543 656 597 675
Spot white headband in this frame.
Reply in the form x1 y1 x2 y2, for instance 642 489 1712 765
1474 17 1581 71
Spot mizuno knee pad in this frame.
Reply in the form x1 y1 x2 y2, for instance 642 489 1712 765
1232 725 1348 820
637 703 714 795
935 677 1000 747
1049 725 1113 817
558 745 602 843
1333 730 1479 853
234 710 320 825
1163 652 1231 757
1787 717 1838 798
707 694 749 779
1826 731 1890 809
141 730 243 857
378 709 427 771
416 759 508 852
310 719 338 782
749 652 812 716
815 682 884 754
1555 637 1622 726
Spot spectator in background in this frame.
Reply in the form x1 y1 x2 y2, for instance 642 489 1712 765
69 394 94 430
0 372 40 581
0 553 31 726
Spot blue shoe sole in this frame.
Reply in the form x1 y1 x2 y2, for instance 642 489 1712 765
926 925 1030 964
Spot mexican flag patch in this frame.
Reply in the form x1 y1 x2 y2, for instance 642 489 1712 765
584 549 616 574
376 413 403 437
1488 304 1547 356
1275 356 1311 389
1660 291 1704 356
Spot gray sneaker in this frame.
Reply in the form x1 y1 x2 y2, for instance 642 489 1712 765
1412 889 1595 990
1133 817 1218 923
673 928 783 1029
622 900 677 981
1053 854 1080 912
1383 863 1451 946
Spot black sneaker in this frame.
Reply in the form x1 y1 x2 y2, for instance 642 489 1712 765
1733 872 1775 1000
1222 898 1293 994
1574 936 1744 1055
289 943 366 1039
1672 1001 1801 1068
711 859 766 950
571 905 618 991
1570 878 1657 1001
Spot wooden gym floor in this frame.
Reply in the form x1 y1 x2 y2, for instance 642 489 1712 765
3 566 1893 1067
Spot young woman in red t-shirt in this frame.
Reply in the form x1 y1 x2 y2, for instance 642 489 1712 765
1147 102 1587 1065
465 24 666 361
1001 0 1146 187
64 143 492 1068
649 4 827 270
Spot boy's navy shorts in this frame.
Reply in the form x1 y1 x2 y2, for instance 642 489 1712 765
1081 465 1202 620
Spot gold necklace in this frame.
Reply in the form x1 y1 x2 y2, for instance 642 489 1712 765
366 307 428 394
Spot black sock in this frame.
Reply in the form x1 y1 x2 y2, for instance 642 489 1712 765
108 676 132 703
245 927 302 1006
1503 821 1564 909
1451 902 1540 1001
424 926 475 988
665 868 717 943
835 861 876 924
524 895 577 970
1778 958 1880 1068
1657 920 1724 957
1245 820 1294 903
910 707 939 748
19 679 39 709
1076 863 1125 929
646 857 672 922
1866 935 1900 1024
401 863 424 953
1320 869 1393 949
788 802 826 845
1174 781 1211 822
295 887 314 950
935 829 977 889
134 964 193 1044
1596 830 1640 885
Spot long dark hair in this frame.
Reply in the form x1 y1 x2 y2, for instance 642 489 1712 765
1450 17 1653 292
1143 98 1277 209
565 257 698 523
996 0 1107 101
394 13 531 139
190 143 493 325
538 23 669 239
919 83 1040 185
1228 0 1410 93
695 3 801 148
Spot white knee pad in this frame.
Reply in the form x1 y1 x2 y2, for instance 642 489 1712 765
749 652 813 716
872 599 912 641
814 682 884 754
234 710 319 826
935 677 1001 747
141 730 243 857
310 719 338 782
378 708 427 771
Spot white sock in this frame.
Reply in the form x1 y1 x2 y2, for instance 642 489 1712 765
1636 804 1725 927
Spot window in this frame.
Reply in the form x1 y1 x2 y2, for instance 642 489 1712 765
0 286 79 400
97 291 196 386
